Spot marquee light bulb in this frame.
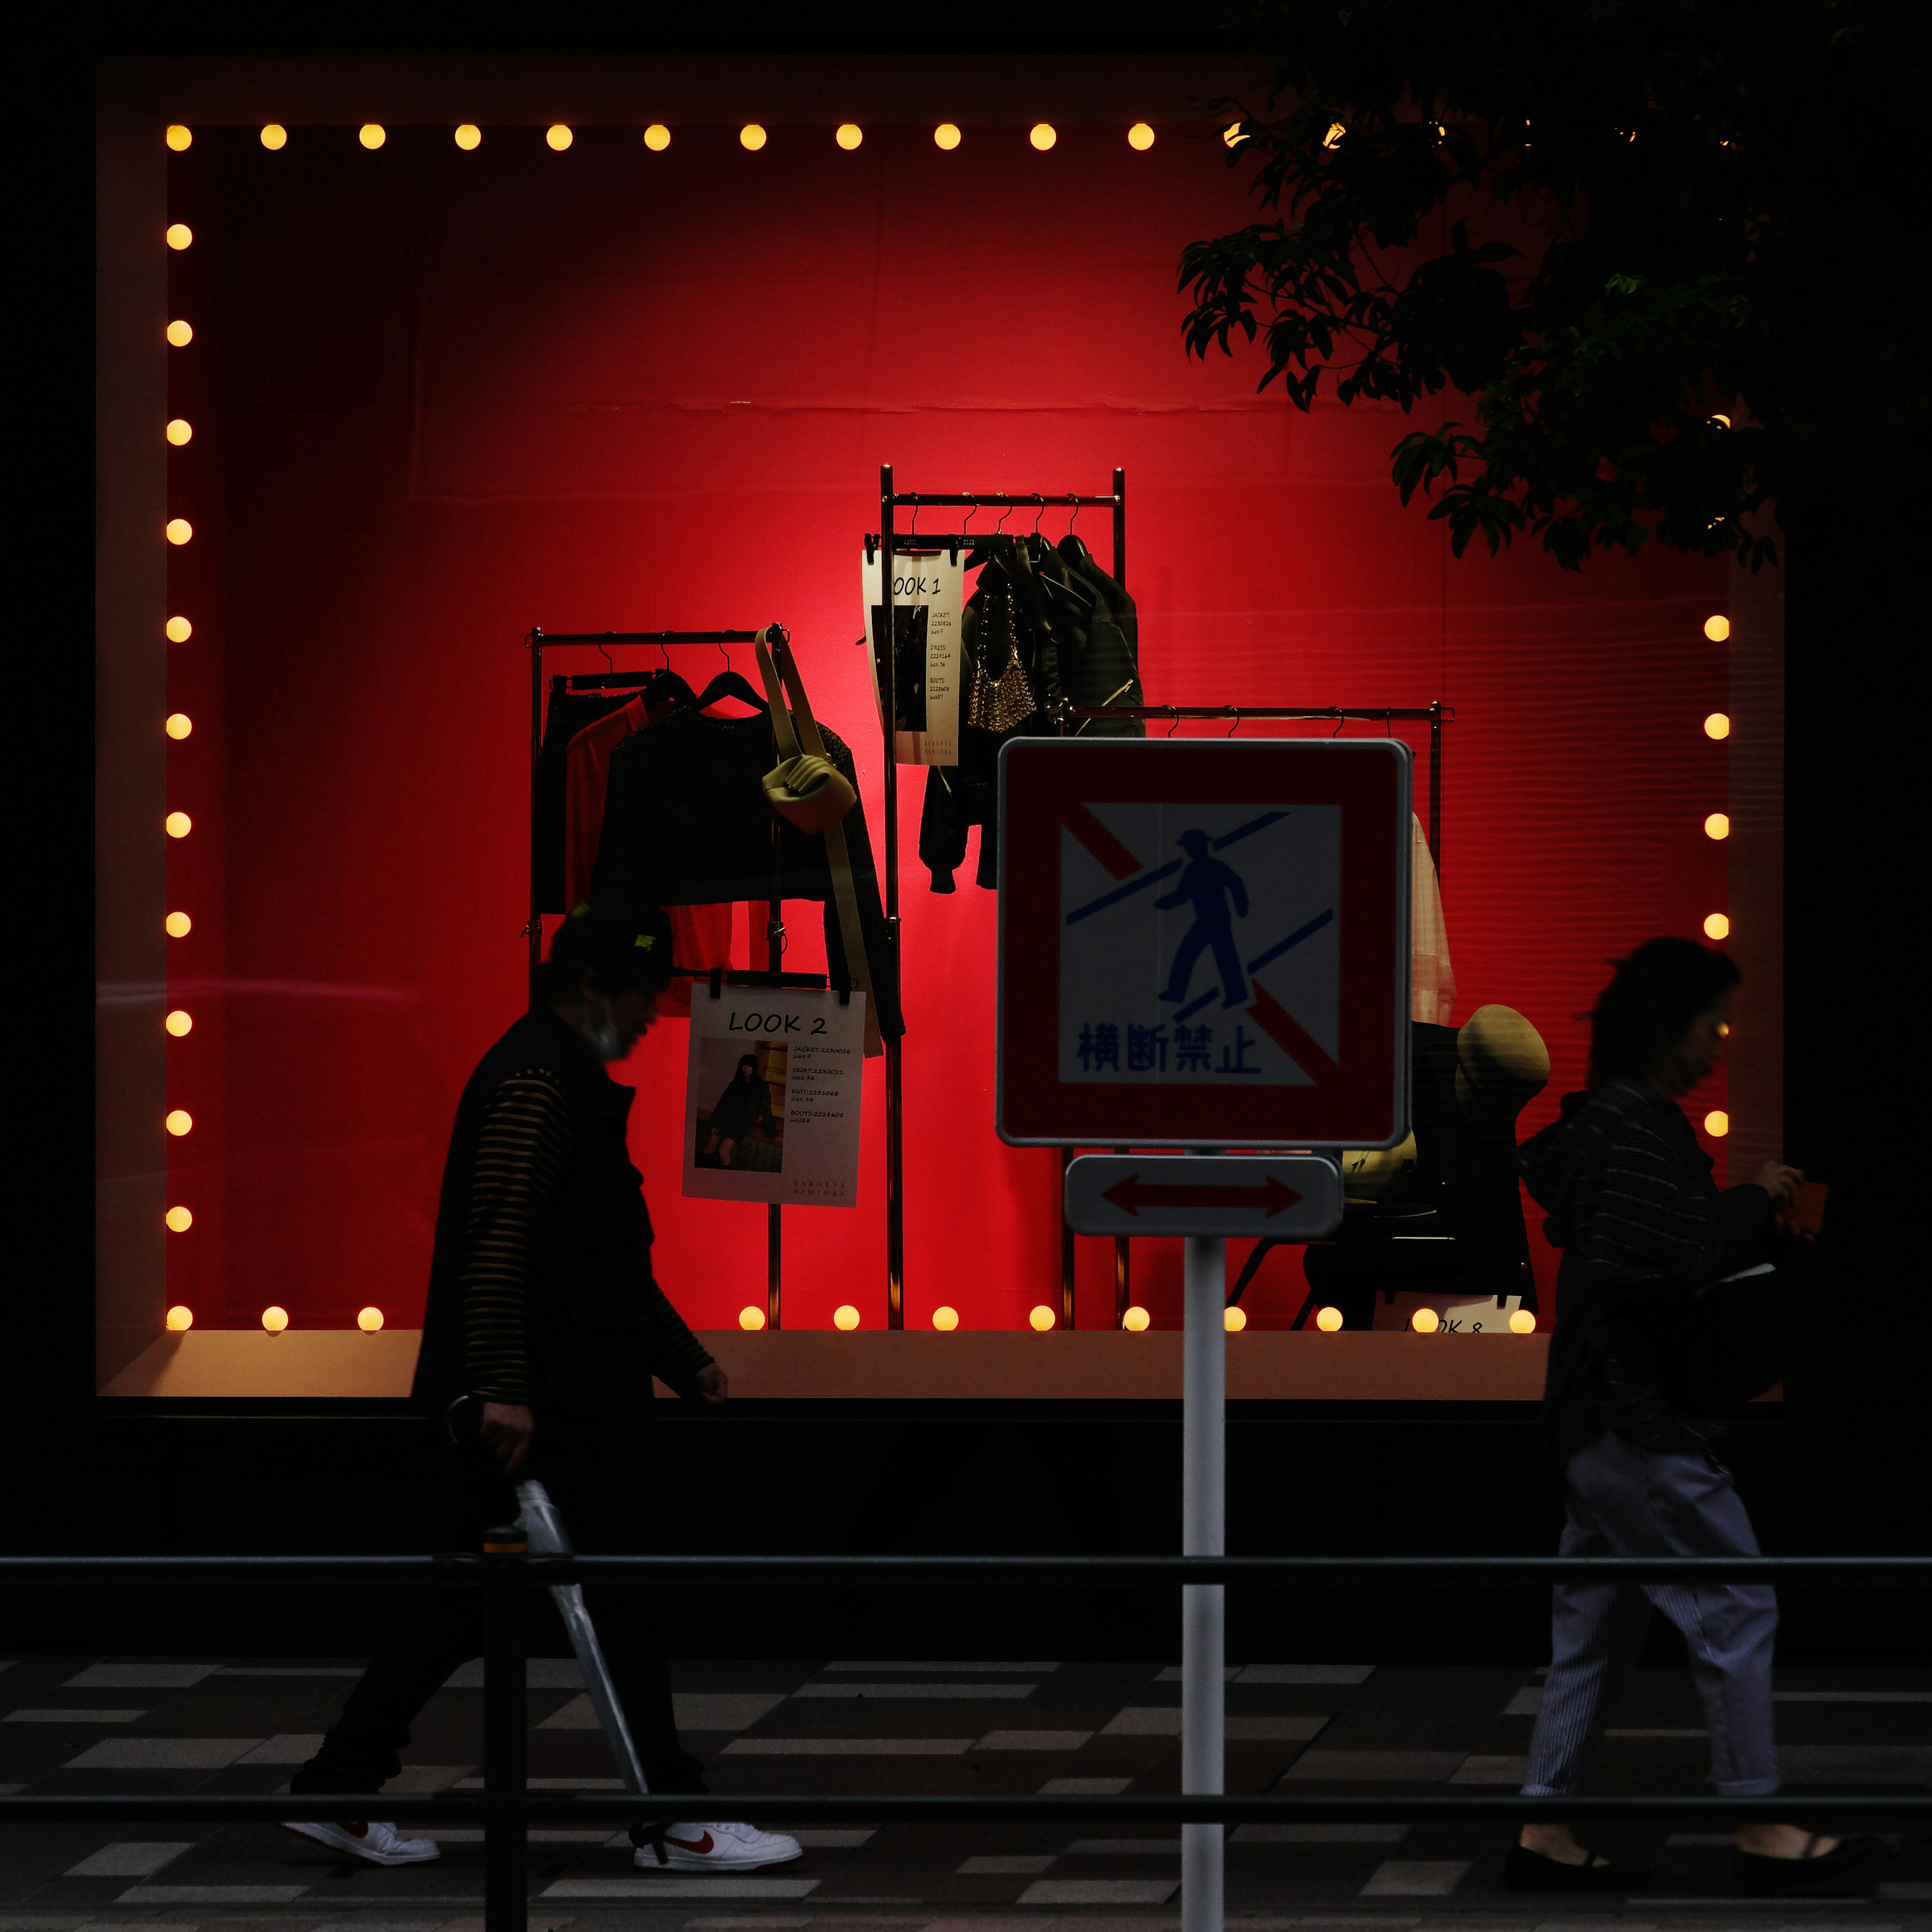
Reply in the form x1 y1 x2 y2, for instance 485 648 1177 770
1703 812 1729 840
166 1305 194 1331
1704 1109 1730 1138
932 1305 959 1331
1028 1304 1057 1331
1411 1306 1440 1333
546 124 573 151
454 124 482 149
165 1009 193 1036
1128 122 1155 150
643 123 671 150
1315 1305 1344 1332
167 319 193 347
1122 1306 1151 1331
260 124 288 150
1224 1305 1247 1332
166 518 193 545
166 713 193 739
1704 911 1731 941
166 911 192 937
1030 123 1057 151
1222 123 1247 147
167 419 193 445
933 123 961 150
359 124 386 150
739 123 767 151
166 1108 193 1136
166 223 193 251
262 1305 289 1333
1704 711 1731 740
166 125 193 151
1509 1308 1537 1334
166 1205 193 1232
1710 412 1732 428
833 1303 860 1330
1323 121 1346 148
739 1305 767 1330
1704 613 1731 642
167 615 193 641
166 811 192 838
835 123 863 149
357 1306 384 1332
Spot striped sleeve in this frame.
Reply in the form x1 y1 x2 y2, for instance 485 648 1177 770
460 1069 572 1404
1592 1113 1765 1291
644 1279 716 1397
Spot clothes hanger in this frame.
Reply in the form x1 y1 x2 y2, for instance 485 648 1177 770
693 639 769 715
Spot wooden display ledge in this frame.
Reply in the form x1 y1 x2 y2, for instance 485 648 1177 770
99 1327 1552 1402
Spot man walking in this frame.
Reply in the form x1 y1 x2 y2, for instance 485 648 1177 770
284 904 799 1876
1156 828 1250 1008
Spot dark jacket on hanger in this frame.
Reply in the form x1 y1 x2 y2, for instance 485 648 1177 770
591 707 903 1036
919 534 1145 892
534 686 641 915
413 1005 715 1425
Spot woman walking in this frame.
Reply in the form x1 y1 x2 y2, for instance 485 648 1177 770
1504 938 1881 1897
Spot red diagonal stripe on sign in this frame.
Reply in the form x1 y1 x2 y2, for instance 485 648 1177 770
1061 803 1143 880
1247 983 1340 1085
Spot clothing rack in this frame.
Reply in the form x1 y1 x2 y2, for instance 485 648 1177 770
526 626 803 1330
872 466 1128 1330
1059 699 1454 1326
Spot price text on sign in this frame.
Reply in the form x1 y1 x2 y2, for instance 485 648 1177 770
997 740 1410 1148
1064 1154 1343 1239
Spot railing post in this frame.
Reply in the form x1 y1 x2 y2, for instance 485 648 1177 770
482 1548 528 1932
1182 1231 1226 1932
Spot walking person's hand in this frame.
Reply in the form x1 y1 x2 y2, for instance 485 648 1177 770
479 1401 534 1474
1751 1161 1802 1209
692 1363 729 1406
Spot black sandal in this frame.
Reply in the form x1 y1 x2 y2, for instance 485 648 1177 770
1735 1832 1884 1896
1504 1843 1653 1890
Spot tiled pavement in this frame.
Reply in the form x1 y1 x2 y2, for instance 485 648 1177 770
2 1653 1925 1928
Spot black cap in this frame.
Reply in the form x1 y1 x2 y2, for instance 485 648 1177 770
547 899 677 995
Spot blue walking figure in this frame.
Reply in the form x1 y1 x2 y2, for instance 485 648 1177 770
1155 829 1250 1008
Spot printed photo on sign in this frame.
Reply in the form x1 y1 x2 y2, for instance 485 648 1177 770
683 985 867 1206
693 1039 787 1174
861 545 963 766
1058 802 1341 1087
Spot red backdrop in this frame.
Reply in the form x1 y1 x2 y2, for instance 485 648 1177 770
158 116 1729 1338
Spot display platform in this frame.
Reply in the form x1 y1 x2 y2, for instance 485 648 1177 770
101 1326 1557 1401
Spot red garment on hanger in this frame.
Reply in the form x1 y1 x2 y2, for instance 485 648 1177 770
565 697 733 1017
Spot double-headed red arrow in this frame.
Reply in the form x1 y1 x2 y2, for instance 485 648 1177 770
1101 1172 1304 1219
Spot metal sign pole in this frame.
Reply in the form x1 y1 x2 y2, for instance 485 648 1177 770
1181 1224 1225 1932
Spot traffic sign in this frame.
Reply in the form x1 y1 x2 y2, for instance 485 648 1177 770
997 738 1411 1148
1065 1154 1342 1239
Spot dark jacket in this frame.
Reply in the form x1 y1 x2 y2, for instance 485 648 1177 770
414 1006 713 1424
1518 1077 1773 1470
708 1073 775 1142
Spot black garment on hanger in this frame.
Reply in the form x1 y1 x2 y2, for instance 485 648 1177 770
534 685 643 914
917 537 1146 893
591 708 904 1037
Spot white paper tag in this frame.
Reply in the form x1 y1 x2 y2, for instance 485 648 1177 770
683 984 866 1207
863 544 962 766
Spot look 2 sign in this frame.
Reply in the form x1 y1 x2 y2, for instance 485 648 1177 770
996 739 1411 1148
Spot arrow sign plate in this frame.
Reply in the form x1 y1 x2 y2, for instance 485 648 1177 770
1064 1154 1343 1239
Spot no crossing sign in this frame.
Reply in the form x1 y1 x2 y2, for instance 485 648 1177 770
996 738 1411 1148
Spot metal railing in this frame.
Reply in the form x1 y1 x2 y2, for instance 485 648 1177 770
4 1553 1926 1932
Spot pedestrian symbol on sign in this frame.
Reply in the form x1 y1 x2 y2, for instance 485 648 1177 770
1059 801 1341 1088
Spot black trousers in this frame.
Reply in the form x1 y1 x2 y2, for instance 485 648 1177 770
290 1418 705 1798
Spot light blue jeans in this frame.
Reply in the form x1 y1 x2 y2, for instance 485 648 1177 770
1522 1429 1780 1797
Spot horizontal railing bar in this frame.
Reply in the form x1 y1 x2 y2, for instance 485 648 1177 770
2 1794 1924 1824
884 493 1119 508
531 630 768 646
4 1555 1925 1586
1068 704 1448 721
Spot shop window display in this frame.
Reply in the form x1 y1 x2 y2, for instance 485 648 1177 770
97 95 1763 1401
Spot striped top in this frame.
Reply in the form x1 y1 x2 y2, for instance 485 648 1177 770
1520 1077 1770 1464
460 1067 713 1404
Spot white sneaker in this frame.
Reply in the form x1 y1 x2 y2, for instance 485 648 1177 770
635 1821 803 1871
282 1818 441 1866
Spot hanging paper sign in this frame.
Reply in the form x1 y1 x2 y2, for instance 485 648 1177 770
862 544 963 766
683 983 867 1207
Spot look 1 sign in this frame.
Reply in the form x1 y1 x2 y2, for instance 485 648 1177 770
996 739 1411 1149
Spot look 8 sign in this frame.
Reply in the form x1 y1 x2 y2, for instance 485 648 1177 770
995 739 1411 1149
